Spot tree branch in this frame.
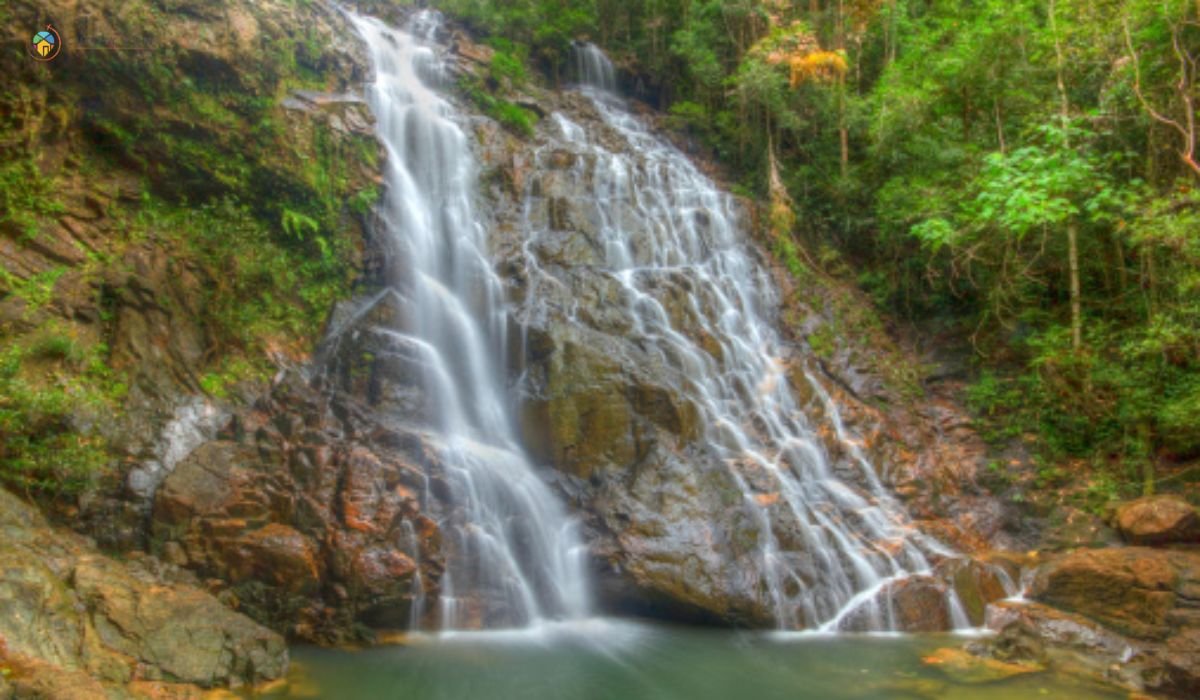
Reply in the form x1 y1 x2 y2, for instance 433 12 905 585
1124 16 1200 177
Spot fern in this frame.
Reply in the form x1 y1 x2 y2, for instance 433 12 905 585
281 208 320 240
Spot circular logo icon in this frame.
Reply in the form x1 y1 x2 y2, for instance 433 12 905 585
30 25 61 62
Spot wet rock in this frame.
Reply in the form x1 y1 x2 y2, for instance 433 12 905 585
0 489 285 694
322 292 441 422
938 558 1012 626
1039 506 1123 551
888 576 953 632
586 443 775 626
152 374 445 642
1029 547 1196 640
470 72 1012 630
225 523 321 595
977 547 1200 696
1113 496 1200 546
517 327 638 480
921 646 1042 684
981 601 1152 692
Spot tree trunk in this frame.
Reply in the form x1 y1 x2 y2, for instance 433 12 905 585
1140 422 1156 496
1068 220 1082 351
1114 234 1127 293
838 77 849 178
836 0 848 178
1051 0 1083 352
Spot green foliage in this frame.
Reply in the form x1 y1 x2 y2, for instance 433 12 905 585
130 195 353 349
0 158 65 240
489 44 530 86
966 371 1027 444
0 338 121 496
199 357 262 400
441 0 596 72
494 101 540 136
771 233 809 281
0 266 66 314
282 208 320 240
807 325 835 360
459 75 540 136
349 185 380 216
442 22 543 136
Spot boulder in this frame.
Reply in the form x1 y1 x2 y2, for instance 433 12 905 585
0 489 285 695
938 557 1013 626
974 547 1200 696
224 524 321 595
888 576 954 632
152 374 445 641
1029 547 1194 640
72 556 287 686
587 443 774 626
1113 495 1200 546
834 574 963 633
981 601 1154 693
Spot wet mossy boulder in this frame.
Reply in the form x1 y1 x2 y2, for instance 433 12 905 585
0 488 286 694
974 547 1200 696
1029 547 1198 641
1112 495 1200 546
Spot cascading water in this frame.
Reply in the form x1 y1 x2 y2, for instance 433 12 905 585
571 41 617 93
346 11 590 630
518 43 974 632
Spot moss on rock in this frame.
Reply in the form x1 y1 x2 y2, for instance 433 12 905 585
0 0 383 499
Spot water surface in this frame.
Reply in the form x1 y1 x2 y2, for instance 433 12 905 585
262 620 1121 699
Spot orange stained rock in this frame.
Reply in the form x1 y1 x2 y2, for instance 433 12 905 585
341 502 379 533
755 492 781 507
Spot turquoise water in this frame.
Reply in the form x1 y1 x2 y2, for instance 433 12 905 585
258 620 1122 699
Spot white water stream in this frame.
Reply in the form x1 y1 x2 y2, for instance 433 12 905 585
530 44 976 631
348 11 590 630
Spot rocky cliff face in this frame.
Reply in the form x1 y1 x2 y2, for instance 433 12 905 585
0 489 286 697
1 0 382 688
474 91 1017 625
138 16 1019 637
151 371 448 640
1 0 380 540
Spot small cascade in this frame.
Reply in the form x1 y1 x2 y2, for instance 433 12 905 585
523 47 973 632
402 519 428 628
571 41 617 93
127 398 227 502
346 10 591 630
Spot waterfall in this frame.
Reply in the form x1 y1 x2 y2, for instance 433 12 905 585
572 42 617 93
347 10 590 630
526 50 970 632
